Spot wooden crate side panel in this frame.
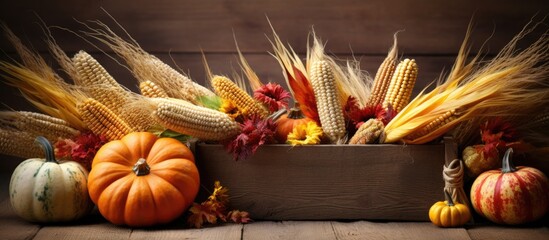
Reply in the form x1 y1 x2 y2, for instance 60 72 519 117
195 144 445 221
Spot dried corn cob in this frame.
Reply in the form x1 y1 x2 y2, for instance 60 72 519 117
0 128 42 158
80 22 215 103
528 110 549 129
147 58 216 103
118 102 157 133
0 111 79 140
384 21 549 144
383 58 418 113
72 51 154 131
77 98 132 141
72 51 131 113
211 75 268 118
72 51 120 87
405 109 460 142
349 119 385 144
309 60 346 144
151 98 240 141
140 80 168 98
366 43 397 107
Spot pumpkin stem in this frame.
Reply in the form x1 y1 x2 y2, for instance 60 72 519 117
444 190 454 206
35 136 58 164
268 108 287 121
501 148 516 173
288 102 305 119
133 158 151 176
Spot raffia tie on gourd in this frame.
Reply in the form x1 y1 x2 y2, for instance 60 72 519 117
443 159 469 206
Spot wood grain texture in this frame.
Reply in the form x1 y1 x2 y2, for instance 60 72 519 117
0 199 41 240
331 221 472 240
467 225 549 240
195 143 447 221
242 221 337 240
0 0 546 55
129 224 242 240
32 217 132 240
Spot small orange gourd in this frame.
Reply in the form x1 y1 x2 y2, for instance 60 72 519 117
429 190 471 227
87 132 200 227
275 103 314 143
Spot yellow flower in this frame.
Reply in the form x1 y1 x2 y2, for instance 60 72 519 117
286 121 323 146
219 99 244 120
208 181 229 204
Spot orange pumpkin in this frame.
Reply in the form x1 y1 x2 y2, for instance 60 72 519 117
471 148 549 225
275 103 314 143
87 132 200 227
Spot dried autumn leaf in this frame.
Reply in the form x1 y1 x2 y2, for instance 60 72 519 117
227 210 252 224
187 202 218 228
209 181 229 205
187 181 252 228
224 116 277 161
54 131 107 170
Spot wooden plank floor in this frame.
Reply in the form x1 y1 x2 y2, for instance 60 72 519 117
1 173 548 240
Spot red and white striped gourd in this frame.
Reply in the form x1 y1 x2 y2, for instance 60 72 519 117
470 148 549 225
9 136 93 222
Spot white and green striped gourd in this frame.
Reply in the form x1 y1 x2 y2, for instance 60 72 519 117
9 136 93 223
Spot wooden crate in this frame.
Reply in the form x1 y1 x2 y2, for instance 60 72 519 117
193 137 457 221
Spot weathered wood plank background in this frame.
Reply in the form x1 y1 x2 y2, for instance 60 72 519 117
0 0 547 112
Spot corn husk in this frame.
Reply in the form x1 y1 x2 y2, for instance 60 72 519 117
383 20 549 144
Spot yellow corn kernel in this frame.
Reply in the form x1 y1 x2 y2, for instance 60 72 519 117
349 119 385 144
140 80 168 98
211 75 268 118
405 109 459 141
77 98 132 141
383 58 418 113
151 98 240 141
309 60 346 143
0 111 79 140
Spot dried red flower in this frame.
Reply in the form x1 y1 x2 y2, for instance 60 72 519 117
344 96 394 129
479 117 520 158
254 82 291 112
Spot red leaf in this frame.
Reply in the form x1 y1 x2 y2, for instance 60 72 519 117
223 116 277 161
53 131 107 170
